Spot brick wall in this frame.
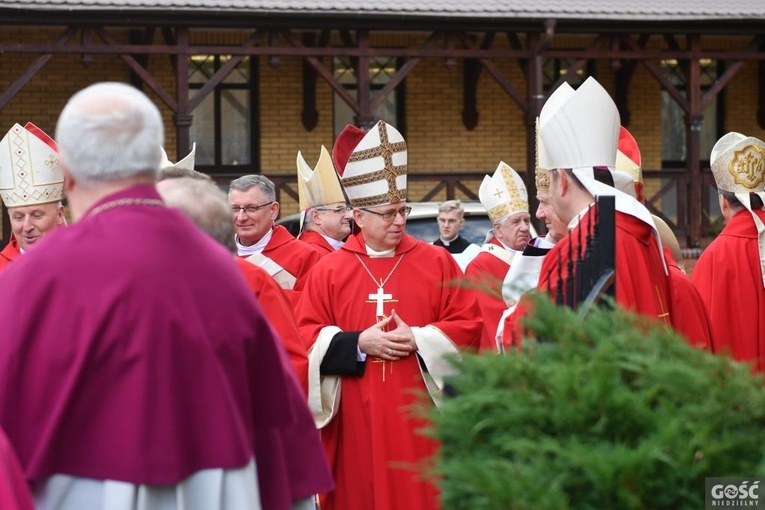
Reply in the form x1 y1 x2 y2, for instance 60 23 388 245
1 27 764 227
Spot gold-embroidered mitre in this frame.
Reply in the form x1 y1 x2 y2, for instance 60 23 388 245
335 120 407 208
479 161 529 223
0 122 63 208
297 145 345 210
711 132 765 194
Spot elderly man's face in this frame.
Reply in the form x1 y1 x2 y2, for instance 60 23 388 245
10 202 65 250
229 186 279 246
352 201 409 252
311 202 352 241
494 212 531 251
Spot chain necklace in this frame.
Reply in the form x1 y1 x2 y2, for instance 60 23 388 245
355 252 405 318
87 197 165 218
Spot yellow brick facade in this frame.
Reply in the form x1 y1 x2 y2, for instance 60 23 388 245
2 26 764 236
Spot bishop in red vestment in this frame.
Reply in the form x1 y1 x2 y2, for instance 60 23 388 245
691 131 765 371
0 238 20 272
297 232 481 510
465 162 531 351
692 208 765 369
0 122 66 274
300 120 481 510
296 146 352 256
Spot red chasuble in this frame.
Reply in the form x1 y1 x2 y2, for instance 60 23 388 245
296 232 481 510
507 210 672 346
663 247 714 350
237 261 335 508
464 238 513 351
298 230 335 256
0 237 21 273
262 224 321 290
235 257 309 394
691 209 765 371
0 185 299 492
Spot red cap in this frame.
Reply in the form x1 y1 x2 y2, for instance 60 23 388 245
24 122 58 153
332 124 366 177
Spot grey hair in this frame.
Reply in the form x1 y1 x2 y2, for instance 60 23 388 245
158 177 237 254
229 174 276 202
55 82 163 186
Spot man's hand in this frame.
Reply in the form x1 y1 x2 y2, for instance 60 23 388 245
358 310 417 360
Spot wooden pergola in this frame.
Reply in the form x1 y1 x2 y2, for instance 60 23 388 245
1 2 764 246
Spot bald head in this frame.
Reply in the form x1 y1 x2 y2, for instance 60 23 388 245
56 82 164 187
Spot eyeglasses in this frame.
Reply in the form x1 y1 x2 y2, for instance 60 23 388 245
315 205 352 214
231 202 274 216
360 206 412 222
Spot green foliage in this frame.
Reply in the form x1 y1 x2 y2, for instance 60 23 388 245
427 296 765 510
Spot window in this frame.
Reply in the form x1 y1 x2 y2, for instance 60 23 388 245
542 58 593 90
189 55 255 172
660 59 723 227
333 56 404 137
660 59 722 164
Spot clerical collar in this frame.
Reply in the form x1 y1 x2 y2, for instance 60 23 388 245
365 244 396 258
235 228 273 256
496 238 518 254
19 246 25 255
322 233 344 251
568 204 594 230
531 237 555 249
439 235 458 246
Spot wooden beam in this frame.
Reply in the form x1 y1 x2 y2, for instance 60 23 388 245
355 30 373 126
187 29 266 112
621 34 690 114
301 32 319 131
175 27 192 156
699 36 764 112
94 27 177 110
456 32 528 114
280 29 358 114
550 35 607 92
686 34 702 248
369 32 438 112
0 26 77 110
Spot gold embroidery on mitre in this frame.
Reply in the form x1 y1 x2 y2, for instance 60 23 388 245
535 167 550 192
729 144 765 190
349 190 408 208
498 163 529 211
344 121 407 206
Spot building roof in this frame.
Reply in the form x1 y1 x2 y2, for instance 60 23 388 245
1 0 764 21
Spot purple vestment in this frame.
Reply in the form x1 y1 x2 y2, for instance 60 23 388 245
0 184 313 508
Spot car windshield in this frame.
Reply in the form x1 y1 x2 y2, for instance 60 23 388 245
404 216 492 245
277 200 535 245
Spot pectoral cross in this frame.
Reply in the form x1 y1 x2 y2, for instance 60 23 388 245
367 284 398 319
655 286 670 324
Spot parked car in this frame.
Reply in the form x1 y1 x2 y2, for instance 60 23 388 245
277 200 536 245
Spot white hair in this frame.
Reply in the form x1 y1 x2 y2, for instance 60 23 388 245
55 82 164 186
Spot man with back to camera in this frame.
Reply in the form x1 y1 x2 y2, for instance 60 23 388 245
0 82 299 510
692 132 765 370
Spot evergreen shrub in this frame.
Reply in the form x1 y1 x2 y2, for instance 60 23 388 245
428 295 765 510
